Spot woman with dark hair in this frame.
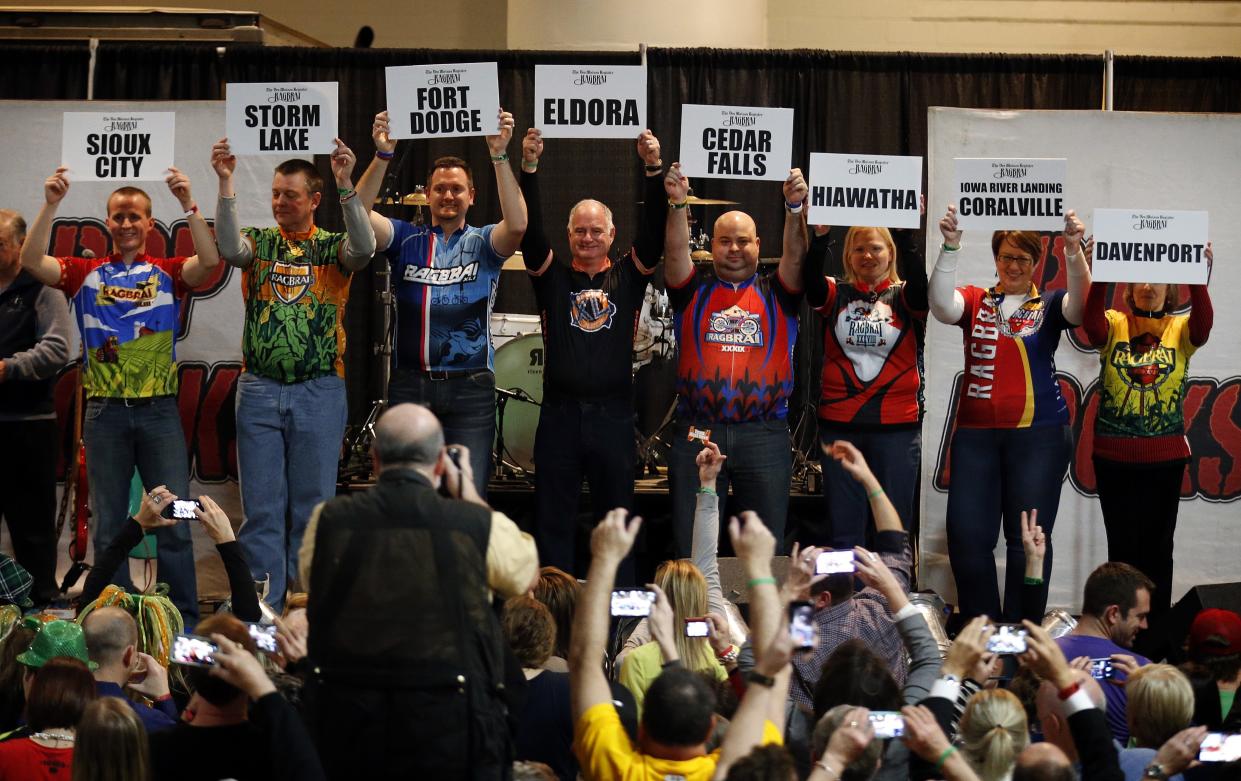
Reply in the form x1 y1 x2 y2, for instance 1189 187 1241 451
1082 245 1214 659
0 656 98 780
0 622 38 732
531 567 579 671
929 205 1090 621
1181 608 1241 732
502 595 577 781
802 217 928 548
71 698 150 781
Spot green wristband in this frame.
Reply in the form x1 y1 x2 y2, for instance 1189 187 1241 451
490 152 509 162
747 577 776 588
935 745 958 771
1023 576 1045 585
866 486 885 499
697 487 717 497
942 242 960 252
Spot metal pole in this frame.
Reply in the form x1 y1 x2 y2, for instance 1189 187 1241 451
87 37 98 100
1104 49 1114 111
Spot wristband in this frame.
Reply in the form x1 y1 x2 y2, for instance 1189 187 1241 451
339 190 357 204
815 760 840 779
1023 575 1044 585
644 163 663 172
716 644 739 663
866 486 885 499
747 577 776 588
374 150 394 160
153 693 173 703
746 670 775 688
337 186 352 197
490 152 509 163
669 199 689 210
521 162 538 173
785 201 804 214
941 242 960 252
696 487 717 497
935 745 958 771
182 203 199 218
1057 681 1081 700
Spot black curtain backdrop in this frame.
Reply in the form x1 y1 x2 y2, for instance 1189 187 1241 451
15 43 1239 429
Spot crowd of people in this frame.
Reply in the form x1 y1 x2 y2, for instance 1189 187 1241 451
0 103 1230 780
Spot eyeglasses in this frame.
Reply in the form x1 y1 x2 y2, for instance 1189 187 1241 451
996 254 1034 268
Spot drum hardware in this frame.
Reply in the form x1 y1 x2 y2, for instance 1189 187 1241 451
494 386 539 479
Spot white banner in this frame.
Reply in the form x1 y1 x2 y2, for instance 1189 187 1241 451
808 153 922 228
61 112 176 182
926 108 1241 613
534 64 646 139
1092 209 1210 285
225 82 339 155
678 103 792 182
384 62 501 139
953 157 1066 231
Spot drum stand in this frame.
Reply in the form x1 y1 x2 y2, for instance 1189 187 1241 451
493 386 539 479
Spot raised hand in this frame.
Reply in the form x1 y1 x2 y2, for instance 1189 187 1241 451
647 583 677 660
194 494 236 544
1019 620 1074 688
275 610 308 664
164 166 194 209
729 511 776 565
590 508 642 564
782 542 826 603
665 162 689 203
706 612 733 655
784 168 808 207
486 108 515 156
44 167 70 205
853 546 905 608
208 633 276 699
210 138 236 180
1063 209 1085 254
1020 509 1046 565
521 128 543 168
943 615 995 679
695 440 727 487
636 129 661 167
822 440 875 486
136 485 180 531
901 704 954 762
939 204 962 245
126 652 171 699
330 138 357 187
372 110 395 154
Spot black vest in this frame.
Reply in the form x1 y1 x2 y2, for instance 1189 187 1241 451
0 271 56 415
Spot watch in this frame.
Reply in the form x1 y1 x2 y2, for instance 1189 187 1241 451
1142 763 1168 780
746 671 776 688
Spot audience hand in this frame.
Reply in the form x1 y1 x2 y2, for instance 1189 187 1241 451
943 615 994 679
209 633 277 699
194 495 235 544
729 511 776 569
371 111 395 154
705 612 733 656
853 546 907 611
329 138 357 188
1020 509 1046 577
1063 209 1085 254
439 444 479 502
135 486 179 531
590 508 642 565
664 163 689 203
127 652 171 699
782 542 825 603
784 168 808 207
164 166 194 210
521 128 543 168
1109 653 1143 681
823 441 878 489
44 167 71 205
754 618 797 678
636 129 660 167
696 440 727 488
821 706 874 771
647 583 678 663
1068 655 1093 673
1151 725 1208 776
970 653 1001 687
1020 620 1074 689
275 610 308 665
901 704 953 762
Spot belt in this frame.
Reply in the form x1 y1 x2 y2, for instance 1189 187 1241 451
424 368 486 381
93 395 174 408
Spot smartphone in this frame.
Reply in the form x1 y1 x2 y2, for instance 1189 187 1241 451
815 550 856 575
986 624 1029 655
685 618 710 638
869 711 905 739
1198 732 1241 763
789 600 815 649
610 589 656 618
162 499 203 520
247 622 278 654
171 634 218 667
1089 657 1114 680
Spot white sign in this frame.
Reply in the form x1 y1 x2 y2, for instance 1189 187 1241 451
384 62 501 139
534 65 646 139
225 82 338 155
61 112 175 182
678 104 793 182
1091 209 1210 284
953 158 1067 231
808 153 923 228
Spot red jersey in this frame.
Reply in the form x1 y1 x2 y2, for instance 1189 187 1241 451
0 738 73 780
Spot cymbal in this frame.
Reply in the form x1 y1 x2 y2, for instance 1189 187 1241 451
637 195 739 207
374 193 430 206
690 250 714 261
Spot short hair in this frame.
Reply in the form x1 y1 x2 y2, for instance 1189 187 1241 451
0 209 26 244
1081 562 1155 619
810 571 855 603
186 614 256 707
1013 758 1075 781
809 704 884 781
1126 664 1193 748
841 226 900 285
502 596 556 669
107 187 153 217
567 199 614 233
83 607 139 667
27 657 98 731
811 639 901 720
960 689 1030 781
723 744 798 781
642 667 716 747
273 158 325 196
532 567 579 660
1123 283 1180 316
428 156 473 187
72 697 150 781
991 230 1043 265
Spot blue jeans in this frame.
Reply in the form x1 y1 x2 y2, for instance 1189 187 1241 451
669 417 792 557
235 373 347 610
82 396 197 623
388 367 495 497
946 424 1073 621
818 424 921 549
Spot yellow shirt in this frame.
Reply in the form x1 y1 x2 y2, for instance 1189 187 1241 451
573 702 781 781
619 642 728 719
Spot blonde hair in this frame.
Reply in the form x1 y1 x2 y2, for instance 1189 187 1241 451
654 560 715 674
842 226 900 285
959 689 1029 781
1126 664 1194 747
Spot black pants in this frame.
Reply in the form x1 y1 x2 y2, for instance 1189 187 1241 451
0 418 59 603
1094 455 1186 660
533 396 635 582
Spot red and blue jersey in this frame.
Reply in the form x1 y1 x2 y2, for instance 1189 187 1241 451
669 268 801 423
954 285 1070 429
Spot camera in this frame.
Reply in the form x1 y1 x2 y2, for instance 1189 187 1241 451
161 499 203 520
985 625 1028 654
610 589 656 617
789 601 815 649
171 634 218 667
815 550 856 575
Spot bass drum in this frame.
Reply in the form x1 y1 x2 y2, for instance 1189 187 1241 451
493 332 545 473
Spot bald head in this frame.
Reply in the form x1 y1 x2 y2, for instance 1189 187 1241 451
82 607 139 668
372 403 444 471
710 211 760 283
1013 743 1074 781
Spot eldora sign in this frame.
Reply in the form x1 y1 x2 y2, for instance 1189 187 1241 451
678 104 793 182
61 112 176 182
952 158 1067 231
225 82 338 155
384 62 501 139
535 64 646 139
1091 209 1210 284
808 153 923 229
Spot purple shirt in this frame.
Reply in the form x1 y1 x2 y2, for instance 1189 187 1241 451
1056 634 1150 745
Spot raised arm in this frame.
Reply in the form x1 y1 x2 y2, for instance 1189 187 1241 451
19 168 72 285
802 225 832 309
663 163 693 287
80 487 178 611
486 108 527 257
928 204 966 325
729 511 789 732
353 111 397 251
1081 253 1110 349
631 129 666 272
777 168 809 293
1019 509 1049 623
897 201 929 312
211 138 255 269
195 495 261 623
517 128 553 275
570 508 642 721
330 138 376 272
1188 242 1214 347
692 441 728 616
167 167 221 288
1059 209 1090 326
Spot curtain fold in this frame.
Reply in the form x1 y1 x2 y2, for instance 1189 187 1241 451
0 42 90 99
